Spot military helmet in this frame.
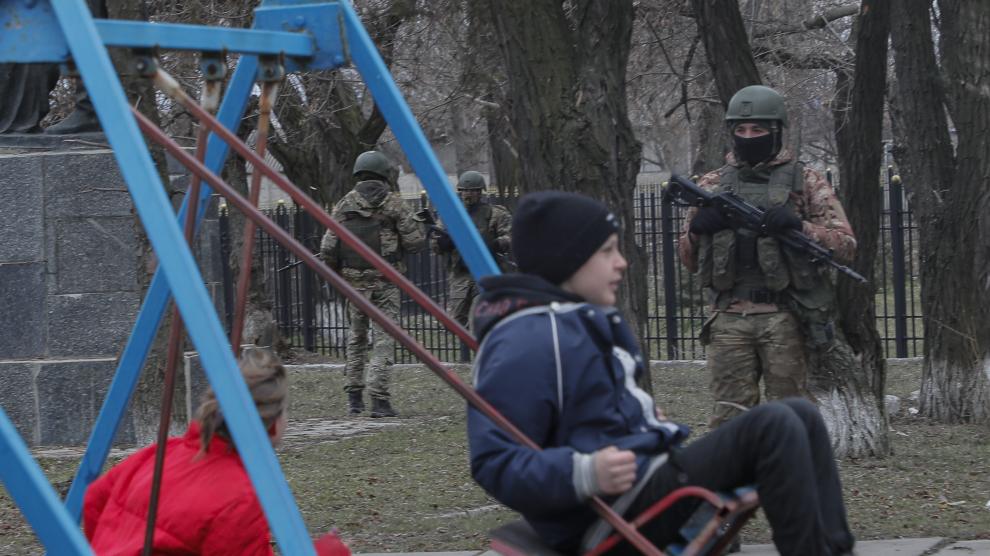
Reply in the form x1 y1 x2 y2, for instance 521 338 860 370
352 150 397 184
456 170 486 191
725 85 788 128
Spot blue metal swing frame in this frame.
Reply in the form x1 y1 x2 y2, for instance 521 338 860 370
0 0 498 552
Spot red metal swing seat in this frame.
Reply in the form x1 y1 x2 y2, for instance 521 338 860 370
490 486 759 556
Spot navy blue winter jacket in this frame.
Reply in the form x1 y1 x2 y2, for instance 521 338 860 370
467 274 690 551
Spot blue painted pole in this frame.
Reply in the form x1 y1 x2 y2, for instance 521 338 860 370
95 19 314 56
51 2 313 553
339 2 499 281
0 408 93 555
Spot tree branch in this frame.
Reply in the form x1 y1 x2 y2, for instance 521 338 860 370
754 44 851 70
754 4 860 38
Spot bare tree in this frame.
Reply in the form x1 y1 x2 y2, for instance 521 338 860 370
464 0 523 197
821 0 891 457
484 0 649 388
889 0 990 423
691 0 762 103
269 0 415 208
102 0 185 442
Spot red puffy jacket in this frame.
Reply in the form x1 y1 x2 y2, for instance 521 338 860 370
84 421 350 556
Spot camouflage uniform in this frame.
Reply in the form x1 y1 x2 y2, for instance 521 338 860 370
321 179 425 402
679 149 857 427
433 202 512 328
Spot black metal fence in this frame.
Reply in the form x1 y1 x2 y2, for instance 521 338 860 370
220 177 921 363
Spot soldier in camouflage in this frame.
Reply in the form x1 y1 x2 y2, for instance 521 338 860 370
321 150 425 417
679 85 857 428
432 171 512 330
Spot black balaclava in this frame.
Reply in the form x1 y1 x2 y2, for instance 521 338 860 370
731 120 782 166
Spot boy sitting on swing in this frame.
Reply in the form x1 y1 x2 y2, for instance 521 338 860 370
468 191 855 555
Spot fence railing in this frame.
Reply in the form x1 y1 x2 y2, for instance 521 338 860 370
220 177 921 363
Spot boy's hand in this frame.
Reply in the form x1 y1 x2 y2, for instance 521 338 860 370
593 446 637 495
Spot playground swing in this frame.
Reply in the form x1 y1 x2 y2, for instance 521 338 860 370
133 77 761 556
0 1 759 554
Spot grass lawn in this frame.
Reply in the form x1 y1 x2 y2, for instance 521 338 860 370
1 358 987 553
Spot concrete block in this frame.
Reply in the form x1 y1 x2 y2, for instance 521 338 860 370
0 263 46 359
0 362 40 445
934 540 990 555
54 217 138 293
44 151 133 218
164 147 196 175
357 553 482 556
0 155 44 262
36 358 135 445
169 173 191 195
184 348 257 419
196 218 222 284
47 291 139 357
739 538 945 556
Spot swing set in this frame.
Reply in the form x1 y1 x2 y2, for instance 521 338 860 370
0 1 757 554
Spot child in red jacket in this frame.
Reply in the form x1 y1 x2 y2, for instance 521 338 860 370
84 348 350 556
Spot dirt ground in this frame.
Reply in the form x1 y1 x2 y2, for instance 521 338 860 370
1 357 988 554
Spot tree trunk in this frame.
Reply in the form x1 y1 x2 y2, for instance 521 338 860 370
690 0 762 104
690 90 728 177
268 0 412 207
819 0 891 458
484 104 523 199
464 0 522 198
889 0 990 423
224 153 284 352
450 95 486 176
487 0 649 388
102 0 186 442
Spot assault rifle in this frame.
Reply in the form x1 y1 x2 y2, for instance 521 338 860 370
417 208 517 271
415 208 449 240
663 174 868 284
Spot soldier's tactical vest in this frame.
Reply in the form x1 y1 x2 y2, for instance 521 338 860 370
698 161 835 342
451 203 495 271
338 181 400 270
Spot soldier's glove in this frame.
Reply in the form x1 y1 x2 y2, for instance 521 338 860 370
761 206 802 235
490 237 511 254
689 206 730 235
414 208 436 225
433 227 454 251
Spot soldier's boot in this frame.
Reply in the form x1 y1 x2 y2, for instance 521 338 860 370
45 94 101 135
370 398 397 418
347 391 365 415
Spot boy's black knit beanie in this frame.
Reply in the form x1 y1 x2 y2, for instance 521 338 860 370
511 190 619 285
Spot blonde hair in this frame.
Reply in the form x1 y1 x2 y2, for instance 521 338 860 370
195 348 288 454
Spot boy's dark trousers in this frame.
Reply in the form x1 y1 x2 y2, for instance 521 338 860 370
612 398 854 556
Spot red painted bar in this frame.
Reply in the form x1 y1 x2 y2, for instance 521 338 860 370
133 108 662 556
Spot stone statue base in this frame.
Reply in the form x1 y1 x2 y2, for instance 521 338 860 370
0 146 222 446
0 131 108 154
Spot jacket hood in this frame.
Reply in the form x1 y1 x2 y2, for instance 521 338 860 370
336 180 391 217
472 273 584 341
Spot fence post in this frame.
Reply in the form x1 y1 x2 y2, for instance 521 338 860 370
298 207 316 352
660 189 679 360
275 203 292 337
218 204 234 333
887 166 908 358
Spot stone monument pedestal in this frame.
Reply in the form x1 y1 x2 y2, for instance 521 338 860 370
0 141 222 446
